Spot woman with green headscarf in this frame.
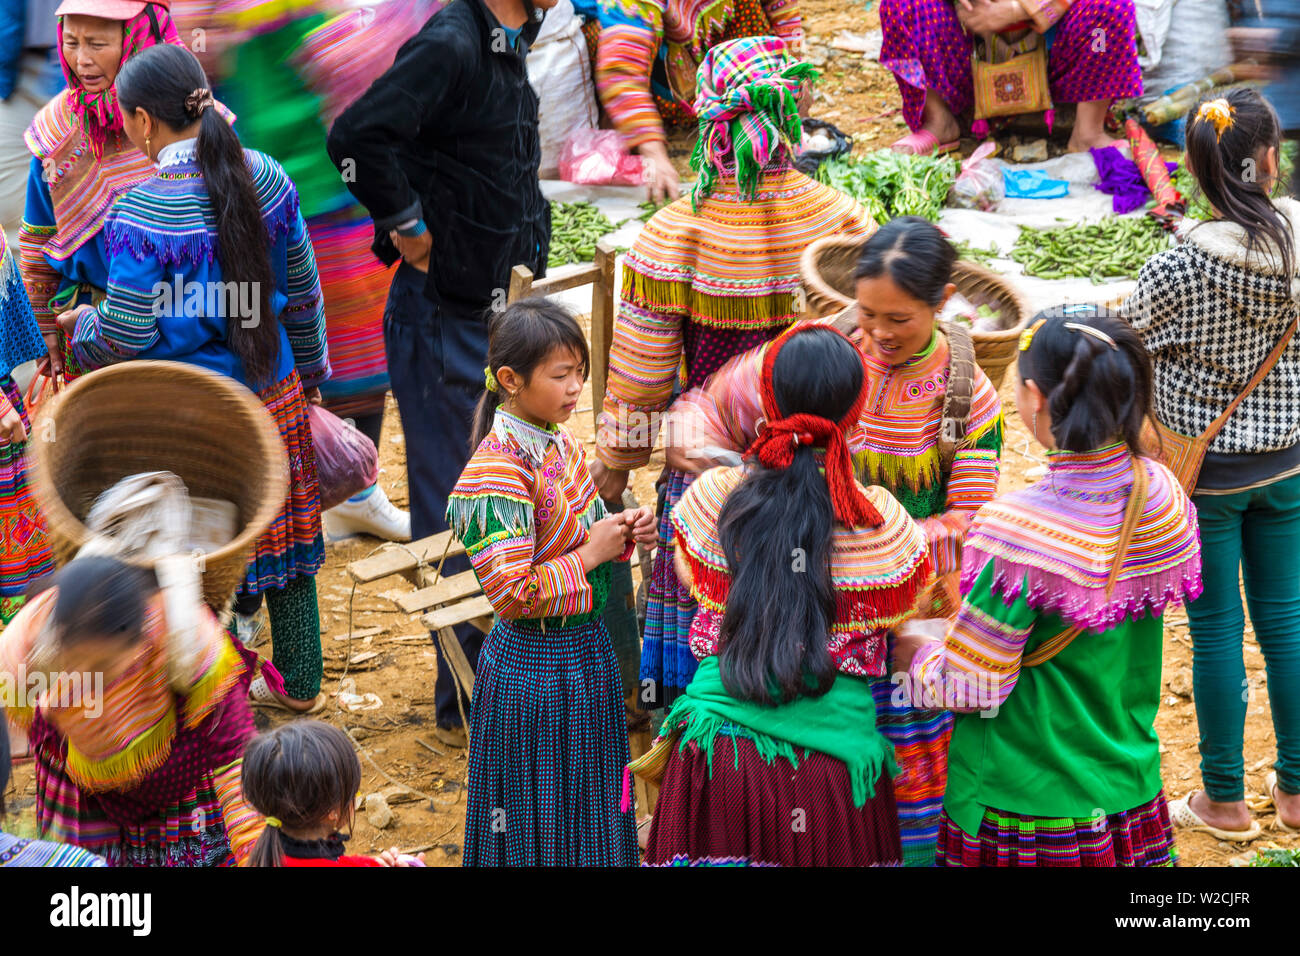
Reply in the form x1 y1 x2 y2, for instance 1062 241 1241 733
589 35 877 722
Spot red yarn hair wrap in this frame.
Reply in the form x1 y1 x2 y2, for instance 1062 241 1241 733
745 323 883 528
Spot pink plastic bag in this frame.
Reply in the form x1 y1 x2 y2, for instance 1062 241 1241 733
308 405 379 511
948 141 1004 211
558 129 647 186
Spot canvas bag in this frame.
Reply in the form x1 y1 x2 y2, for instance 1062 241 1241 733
972 31 1053 122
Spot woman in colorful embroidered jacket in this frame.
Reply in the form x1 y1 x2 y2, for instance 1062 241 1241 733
669 217 1002 866
593 0 800 199
645 323 931 866
447 299 656 866
0 228 54 626
17 0 187 382
0 557 266 866
877 0 1142 154
591 35 876 714
54 44 331 715
1125 90 1300 841
893 307 1202 867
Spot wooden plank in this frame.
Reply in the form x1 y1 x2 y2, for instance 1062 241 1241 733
346 532 463 584
529 262 602 297
590 241 617 430
395 570 483 614
508 264 534 304
438 626 476 699
422 596 495 633
469 615 494 635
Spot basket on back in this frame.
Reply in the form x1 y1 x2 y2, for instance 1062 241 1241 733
800 234 1032 388
30 361 288 610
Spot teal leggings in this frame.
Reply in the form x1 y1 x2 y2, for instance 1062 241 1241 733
1186 473 1300 802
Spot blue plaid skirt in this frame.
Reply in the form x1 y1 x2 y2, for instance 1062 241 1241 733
463 616 638 866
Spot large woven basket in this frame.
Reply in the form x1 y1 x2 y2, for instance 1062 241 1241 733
30 361 289 609
800 234 1032 388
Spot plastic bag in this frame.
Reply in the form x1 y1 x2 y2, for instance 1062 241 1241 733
308 405 379 511
558 129 647 186
947 141 1004 211
527 0 598 177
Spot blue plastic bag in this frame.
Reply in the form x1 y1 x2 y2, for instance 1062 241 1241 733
1003 168 1070 199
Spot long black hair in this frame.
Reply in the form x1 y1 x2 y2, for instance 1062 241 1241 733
116 43 280 388
1184 88 1295 277
854 215 957 306
242 720 362 867
715 327 864 706
470 298 590 450
1018 304 1153 455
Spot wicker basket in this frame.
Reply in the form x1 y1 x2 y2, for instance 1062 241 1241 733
800 234 1032 388
30 361 289 609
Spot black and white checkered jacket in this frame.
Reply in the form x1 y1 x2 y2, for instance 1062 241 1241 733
1123 198 1300 455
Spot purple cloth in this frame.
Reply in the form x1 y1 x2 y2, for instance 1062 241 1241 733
1091 145 1178 214
879 0 1144 134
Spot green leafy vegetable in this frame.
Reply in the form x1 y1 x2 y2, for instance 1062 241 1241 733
1175 139 1297 221
817 148 958 223
1249 847 1300 867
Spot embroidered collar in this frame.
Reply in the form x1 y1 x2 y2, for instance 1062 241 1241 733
157 138 199 169
494 408 563 468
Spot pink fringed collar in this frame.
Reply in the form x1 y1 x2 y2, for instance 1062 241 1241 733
960 443 1203 631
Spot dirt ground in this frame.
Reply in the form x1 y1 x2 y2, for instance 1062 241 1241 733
5 1 1295 867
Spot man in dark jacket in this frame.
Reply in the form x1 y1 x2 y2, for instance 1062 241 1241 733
327 0 555 747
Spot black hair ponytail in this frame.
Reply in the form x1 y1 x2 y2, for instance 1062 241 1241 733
242 721 362 868
715 327 864 706
470 298 590 451
854 215 957 307
1019 304 1153 455
1184 88 1295 277
116 44 279 389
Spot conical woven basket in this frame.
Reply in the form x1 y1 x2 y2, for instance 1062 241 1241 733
800 234 1032 388
30 361 289 609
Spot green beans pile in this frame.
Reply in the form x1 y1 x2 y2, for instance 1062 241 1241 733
1010 217 1170 283
549 201 617 268
951 240 1000 268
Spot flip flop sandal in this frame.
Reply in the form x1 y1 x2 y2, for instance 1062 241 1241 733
1265 772 1300 834
1168 792 1262 842
248 675 326 716
891 129 959 157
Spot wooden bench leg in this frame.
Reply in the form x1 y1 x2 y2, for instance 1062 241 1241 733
438 626 477 701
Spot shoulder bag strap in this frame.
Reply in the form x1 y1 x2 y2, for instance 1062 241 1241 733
1200 316 1299 445
1023 458 1149 667
937 320 976 471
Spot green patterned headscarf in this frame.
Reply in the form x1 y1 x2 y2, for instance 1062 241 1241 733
690 35 818 209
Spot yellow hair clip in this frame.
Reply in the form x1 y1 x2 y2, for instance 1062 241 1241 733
264 817 282 828
1018 318 1046 353
1196 98 1235 141
484 366 498 393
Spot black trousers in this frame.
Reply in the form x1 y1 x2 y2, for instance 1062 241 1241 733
383 263 486 728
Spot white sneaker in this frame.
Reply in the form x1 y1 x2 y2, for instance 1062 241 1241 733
235 612 264 648
324 483 412 542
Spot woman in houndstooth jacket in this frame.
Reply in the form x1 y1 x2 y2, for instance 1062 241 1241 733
1124 88 1300 842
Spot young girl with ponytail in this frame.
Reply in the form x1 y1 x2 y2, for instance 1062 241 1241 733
446 298 656 866
1124 88 1300 840
52 43 331 715
893 306 1202 866
644 323 932 866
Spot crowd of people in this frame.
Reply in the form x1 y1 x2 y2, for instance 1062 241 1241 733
0 0 1296 869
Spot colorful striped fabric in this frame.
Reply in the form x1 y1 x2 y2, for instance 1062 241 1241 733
448 410 626 623
210 758 263 865
0 832 105 867
0 380 53 626
936 790 1177 867
239 371 324 595
872 679 951 867
595 0 801 149
597 164 874 469
960 443 1203 631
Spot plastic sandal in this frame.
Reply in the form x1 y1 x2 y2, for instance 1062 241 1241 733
1168 792 1262 842
248 675 326 715
891 129 959 156
1265 772 1300 833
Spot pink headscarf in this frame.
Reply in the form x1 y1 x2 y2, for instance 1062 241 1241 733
56 2 183 157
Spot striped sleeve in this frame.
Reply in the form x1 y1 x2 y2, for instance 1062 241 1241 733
908 561 1036 711
69 241 165 369
212 758 264 866
763 0 802 43
668 343 765 456
281 204 330 389
595 1 667 151
596 278 683 469
448 456 595 619
18 158 61 333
